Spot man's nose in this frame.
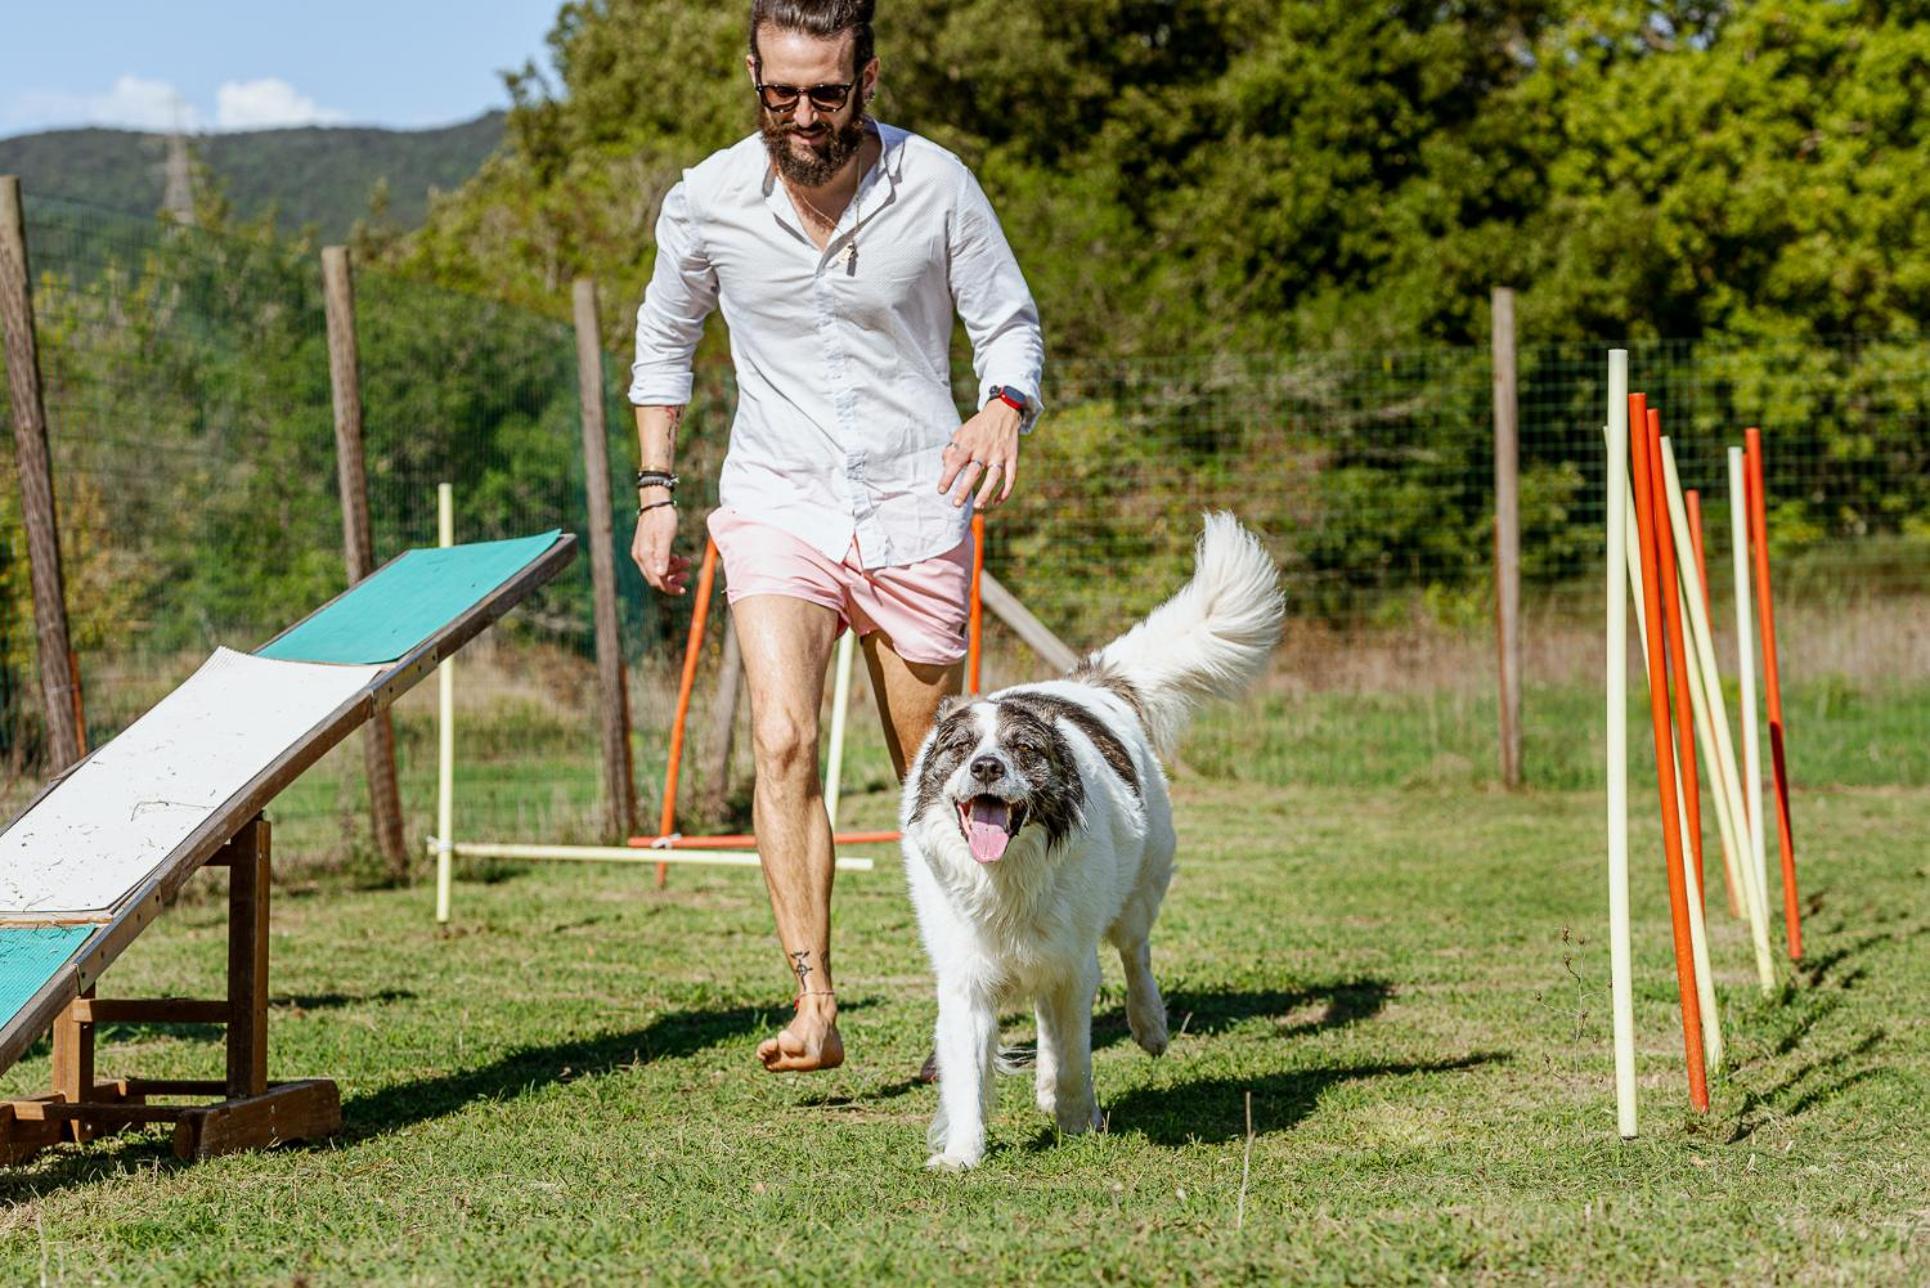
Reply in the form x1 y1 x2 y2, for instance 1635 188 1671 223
970 756 1003 784
793 99 819 128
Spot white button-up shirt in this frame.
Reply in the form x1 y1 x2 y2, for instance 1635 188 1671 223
628 122 1045 569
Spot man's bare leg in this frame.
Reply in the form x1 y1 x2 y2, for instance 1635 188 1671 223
732 594 845 1072
860 633 963 780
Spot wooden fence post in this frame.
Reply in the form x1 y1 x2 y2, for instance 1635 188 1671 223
572 278 639 841
1491 285 1523 789
0 175 82 773
321 245 407 877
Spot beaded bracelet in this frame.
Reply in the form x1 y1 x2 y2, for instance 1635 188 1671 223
635 470 680 491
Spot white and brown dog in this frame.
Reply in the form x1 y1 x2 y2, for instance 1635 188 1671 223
902 514 1284 1170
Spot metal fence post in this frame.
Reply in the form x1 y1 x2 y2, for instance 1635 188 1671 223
0 175 81 773
1491 286 1523 788
322 245 408 877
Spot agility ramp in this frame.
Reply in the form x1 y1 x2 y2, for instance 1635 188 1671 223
0 530 574 1163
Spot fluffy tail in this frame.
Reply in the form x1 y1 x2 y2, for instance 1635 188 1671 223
1085 513 1284 759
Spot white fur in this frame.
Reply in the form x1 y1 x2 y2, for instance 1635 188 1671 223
903 514 1284 1170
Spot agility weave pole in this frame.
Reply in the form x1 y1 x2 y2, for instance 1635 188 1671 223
1684 487 1743 918
1658 440 1776 992
1728 449 1773 953
0 531 575 1163
1603 351 1637 1139
1745 429 1803 960
1642 406 1724 1073
1625 391 1711 1113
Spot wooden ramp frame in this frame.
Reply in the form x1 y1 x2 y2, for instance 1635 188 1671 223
0 531 576 1164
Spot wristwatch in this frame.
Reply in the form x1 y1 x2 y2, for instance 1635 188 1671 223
988 385 1029 415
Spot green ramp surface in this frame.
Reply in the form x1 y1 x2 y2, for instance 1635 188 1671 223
0 927 95 1028
257 532 562 665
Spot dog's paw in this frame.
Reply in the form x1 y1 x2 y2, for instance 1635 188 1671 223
1056 1098 1103 1135
925 1151 980 1173
1129 1007 1170 1057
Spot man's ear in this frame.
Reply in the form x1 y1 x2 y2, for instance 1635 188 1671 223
861 57 880 102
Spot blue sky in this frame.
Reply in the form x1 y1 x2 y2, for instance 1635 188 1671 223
1 1 563 137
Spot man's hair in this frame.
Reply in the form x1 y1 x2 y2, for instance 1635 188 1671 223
749 0 875 80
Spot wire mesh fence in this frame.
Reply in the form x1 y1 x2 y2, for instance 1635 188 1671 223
3 197 1926 868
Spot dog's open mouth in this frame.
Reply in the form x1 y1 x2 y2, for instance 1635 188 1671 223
955 796 1026 864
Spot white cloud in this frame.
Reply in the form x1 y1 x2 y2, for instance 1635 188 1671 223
214 78 347 131
10 75 200 132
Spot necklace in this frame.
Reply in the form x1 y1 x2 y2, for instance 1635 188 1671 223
784 173 859 271
781 127 876 272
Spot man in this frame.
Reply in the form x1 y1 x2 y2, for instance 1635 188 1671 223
627 0 1044 1073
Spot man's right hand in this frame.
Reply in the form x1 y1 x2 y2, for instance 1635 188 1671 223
632 505 691 595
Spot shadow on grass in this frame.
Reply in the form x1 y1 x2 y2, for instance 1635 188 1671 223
1101 1052 1507 1146
0 1002 809 1198
341 1002 874 1139
1094 978 1393 1052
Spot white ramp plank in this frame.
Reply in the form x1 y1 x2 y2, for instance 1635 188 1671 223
0 649 381 916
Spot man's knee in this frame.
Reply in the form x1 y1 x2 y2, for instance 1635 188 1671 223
751 709 816 780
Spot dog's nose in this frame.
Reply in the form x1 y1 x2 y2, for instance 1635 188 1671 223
970 755 1003 784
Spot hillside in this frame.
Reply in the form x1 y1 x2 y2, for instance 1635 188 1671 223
0 113 504 241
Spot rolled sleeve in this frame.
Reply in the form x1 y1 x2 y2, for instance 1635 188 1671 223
948 169 1046 433
628 181 718 406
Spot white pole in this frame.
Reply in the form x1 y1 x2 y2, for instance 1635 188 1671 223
1729 447 1771 942
1604 353 1636 1140
823 630 855 832
1660 440 1776 992
1620 486 1723 1072
434 482 456 924
434 839 875 873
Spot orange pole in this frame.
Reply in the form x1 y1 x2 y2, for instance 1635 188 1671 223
1685 489 1741 917
1650 410 1706 912
1745 429 1802 960
1629 394 1710 1113
657 537 719 888
968 512 986 695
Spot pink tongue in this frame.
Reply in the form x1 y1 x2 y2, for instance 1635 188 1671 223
966 799 1012 864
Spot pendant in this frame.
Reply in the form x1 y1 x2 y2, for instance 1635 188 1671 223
840 243 857 273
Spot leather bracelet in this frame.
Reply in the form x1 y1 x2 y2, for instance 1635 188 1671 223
635 469 679 491
637 499 677 517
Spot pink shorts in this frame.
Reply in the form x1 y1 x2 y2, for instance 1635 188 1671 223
706 507 972 666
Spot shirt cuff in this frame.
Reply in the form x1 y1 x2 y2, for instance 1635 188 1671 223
628 366 695 407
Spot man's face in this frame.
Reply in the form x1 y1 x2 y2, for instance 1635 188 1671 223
748 27 877 187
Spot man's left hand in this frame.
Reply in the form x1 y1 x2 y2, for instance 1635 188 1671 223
938 402 1022 510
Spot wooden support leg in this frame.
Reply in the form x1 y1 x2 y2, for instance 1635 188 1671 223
51 988 95 1142
227 816 270 1099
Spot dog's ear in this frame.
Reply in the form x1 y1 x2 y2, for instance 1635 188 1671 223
936 694 966 719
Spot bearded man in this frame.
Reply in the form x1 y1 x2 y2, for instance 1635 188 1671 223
628 0 1044 1072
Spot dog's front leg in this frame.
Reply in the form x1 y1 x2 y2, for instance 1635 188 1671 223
927 978 997 1171
1037 953 1103 1135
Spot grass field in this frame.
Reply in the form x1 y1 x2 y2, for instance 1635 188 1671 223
0 673 1925 1283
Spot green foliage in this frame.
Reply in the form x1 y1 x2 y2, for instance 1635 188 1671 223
0 117 505 244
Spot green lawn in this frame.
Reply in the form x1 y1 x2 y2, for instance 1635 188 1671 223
1 714 1924 1281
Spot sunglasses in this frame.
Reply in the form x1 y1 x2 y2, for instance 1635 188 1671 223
755 79 857 113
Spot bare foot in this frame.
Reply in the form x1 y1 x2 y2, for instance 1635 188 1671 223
758 997 845 1072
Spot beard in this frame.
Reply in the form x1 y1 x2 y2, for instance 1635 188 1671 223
760 108 867 187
